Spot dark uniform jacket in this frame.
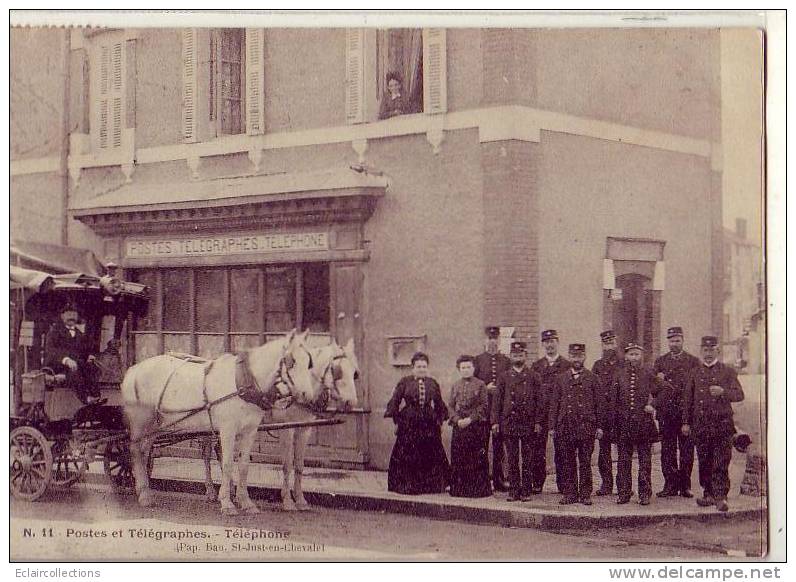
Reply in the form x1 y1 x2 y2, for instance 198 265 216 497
531 355 571 429
385 376 449 436
608 364 661 443
682 361 744 440
491 366 542 436
474 351 511 387
592 354 623 438
44 323 92 374
653 351 700 425
548 368 605 441
474 351 511 417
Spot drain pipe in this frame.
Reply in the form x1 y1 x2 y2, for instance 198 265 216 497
59 29 71 246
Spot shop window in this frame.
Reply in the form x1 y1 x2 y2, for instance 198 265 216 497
210 29 245 136
265 267 296 333
195 269 227 332
303 263 330 332
132 269 159 331
230 268 261 332
132 263 329 359
162 269 191 331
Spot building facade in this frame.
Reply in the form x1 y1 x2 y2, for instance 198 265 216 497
11 27 724 469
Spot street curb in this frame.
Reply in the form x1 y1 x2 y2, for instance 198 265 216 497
125 475 766 531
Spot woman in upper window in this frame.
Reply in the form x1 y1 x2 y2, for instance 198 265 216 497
378 71 416 120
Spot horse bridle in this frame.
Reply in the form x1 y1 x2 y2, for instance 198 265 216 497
274 345 314 395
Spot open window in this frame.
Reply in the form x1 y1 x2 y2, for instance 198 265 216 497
346 28 447 124
209 29 245 136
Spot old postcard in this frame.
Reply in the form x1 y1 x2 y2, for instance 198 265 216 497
8 9 780 567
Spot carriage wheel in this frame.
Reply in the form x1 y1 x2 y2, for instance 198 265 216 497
10 426 53 501
103 440 135 494
50 439 86 489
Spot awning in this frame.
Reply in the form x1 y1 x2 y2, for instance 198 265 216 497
10 240 105 276
10 266 53 292
70 166 389 217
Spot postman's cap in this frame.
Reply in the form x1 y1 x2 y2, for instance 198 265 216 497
600 330 616 341
568 343 586 354
667 326 684 338
701 336 719 348
485 326 500 339
625 342 645 353
510 341 527 353
541 329 559 341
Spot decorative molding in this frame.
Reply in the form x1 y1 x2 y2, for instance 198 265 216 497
247 147 263 172
121 163 135 184
425 116 445 154
186 156 201 181
24 106 716 180
74 192 383 237
351 138 368 163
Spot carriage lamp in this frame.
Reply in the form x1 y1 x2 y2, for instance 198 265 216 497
100 275 123 296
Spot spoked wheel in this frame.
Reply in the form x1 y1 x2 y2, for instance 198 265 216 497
51 439 86 489
10 426 53 501
103 439 135 494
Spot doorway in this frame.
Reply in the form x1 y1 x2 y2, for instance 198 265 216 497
613 273 655 358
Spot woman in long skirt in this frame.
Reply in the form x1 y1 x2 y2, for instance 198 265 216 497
448 355 492 498
384 352 450 494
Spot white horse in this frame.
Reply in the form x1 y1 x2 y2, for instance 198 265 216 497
199 338 360 511
121 329 317 515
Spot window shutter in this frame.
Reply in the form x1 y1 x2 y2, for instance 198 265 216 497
182 28 198 143
345 28 364 124
245 28 265 135
109 41 124 148
97 44 110 149
422 28 447 114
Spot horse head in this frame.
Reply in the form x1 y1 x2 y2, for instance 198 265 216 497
247 329 316 404
313 338 360 413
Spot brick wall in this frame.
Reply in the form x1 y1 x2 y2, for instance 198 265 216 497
481 140 540 351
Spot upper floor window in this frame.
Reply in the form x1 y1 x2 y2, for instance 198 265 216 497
89 31 127 151
376 29 423 119
210 29 245 136
346 28 446 124
182 28 264 143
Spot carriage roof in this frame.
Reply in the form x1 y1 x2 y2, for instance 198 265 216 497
11 266 149 319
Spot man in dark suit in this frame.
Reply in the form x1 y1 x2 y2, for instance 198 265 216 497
609 343 663 506
474 326 512 491
548 344 605 505
44 305 101 404
592 330 622 496
491 341 542 502
530 329 570 493
654 326 701 498
682 336 745 513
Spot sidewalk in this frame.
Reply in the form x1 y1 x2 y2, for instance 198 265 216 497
92 454 768 530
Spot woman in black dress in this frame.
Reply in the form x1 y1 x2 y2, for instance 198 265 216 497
448 355 492 498
384 352 450 494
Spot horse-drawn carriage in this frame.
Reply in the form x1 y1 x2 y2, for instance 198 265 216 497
10 267 355 511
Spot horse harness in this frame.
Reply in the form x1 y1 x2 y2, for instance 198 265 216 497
139 346 314 437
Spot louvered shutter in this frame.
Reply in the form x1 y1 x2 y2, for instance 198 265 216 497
245 28 265 135
182 28 198 143
422 28 447 114
93 37 125 151
97 43 110 149
110 41 123 148
345 29 364 124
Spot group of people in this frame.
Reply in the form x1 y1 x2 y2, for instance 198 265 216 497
384 325 745 513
